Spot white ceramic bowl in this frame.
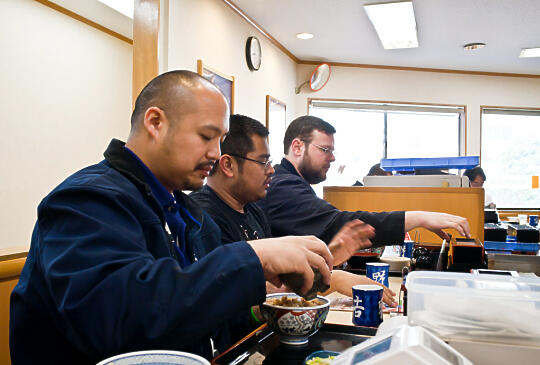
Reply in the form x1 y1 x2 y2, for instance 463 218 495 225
96 350 210 365
260 293 330 346
380 256 410 272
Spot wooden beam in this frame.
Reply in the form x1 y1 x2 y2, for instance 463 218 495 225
221 0 299 63
34 0 132 44
133 0 160 104
299 60 540 79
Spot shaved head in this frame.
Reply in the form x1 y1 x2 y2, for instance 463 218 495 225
130 70 227 132
125 70 230 192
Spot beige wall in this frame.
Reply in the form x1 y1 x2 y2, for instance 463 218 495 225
166 0 298 126
294 65 540 156
0 0 132 249
2 0 540 250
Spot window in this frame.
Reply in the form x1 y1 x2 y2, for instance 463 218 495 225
309 100 464 190
481 108 540 208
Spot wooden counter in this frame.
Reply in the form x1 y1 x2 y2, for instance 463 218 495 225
324 186 484 244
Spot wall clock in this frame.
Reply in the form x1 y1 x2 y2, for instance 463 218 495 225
245 36 262 71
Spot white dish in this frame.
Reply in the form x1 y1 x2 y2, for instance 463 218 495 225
379 256 410 271
97 350 210 365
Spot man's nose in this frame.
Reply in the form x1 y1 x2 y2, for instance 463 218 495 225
208 140 221 160
329 152 336 162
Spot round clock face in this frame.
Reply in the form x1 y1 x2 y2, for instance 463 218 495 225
246 36 262 71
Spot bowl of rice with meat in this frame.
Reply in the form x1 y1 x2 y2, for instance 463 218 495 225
260 293 330 346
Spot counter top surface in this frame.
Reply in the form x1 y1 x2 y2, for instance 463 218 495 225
325 276 403 326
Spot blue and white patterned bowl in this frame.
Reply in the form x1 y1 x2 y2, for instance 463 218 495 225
96 350 210 365
260 293 330 346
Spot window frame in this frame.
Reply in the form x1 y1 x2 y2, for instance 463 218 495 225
308 98 467 157
480 105 540 163
480 105 540 209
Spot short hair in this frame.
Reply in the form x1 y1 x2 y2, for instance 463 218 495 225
367 163 388 176
464 166 486 182
210 114 269 175
283 115 336 154
130 70 221 129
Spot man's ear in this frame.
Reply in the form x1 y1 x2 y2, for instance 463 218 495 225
143 107 167 140
290 138 305 157
218 155 236 177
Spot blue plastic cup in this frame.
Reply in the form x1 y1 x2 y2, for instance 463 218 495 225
401 242 414 258
366 262 390 287
529 215 539 227
352 284 383 327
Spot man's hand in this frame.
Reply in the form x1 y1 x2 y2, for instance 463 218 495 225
405 211 471 240
266 282 289 294
328 220 375 266
323 270 397 307
248 236 333 296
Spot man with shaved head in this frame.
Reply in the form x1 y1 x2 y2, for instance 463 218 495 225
10 71 332 365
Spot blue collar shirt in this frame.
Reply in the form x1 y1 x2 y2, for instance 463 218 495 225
124 146 200 267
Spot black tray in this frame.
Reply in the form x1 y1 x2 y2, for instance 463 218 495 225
212 323 376 365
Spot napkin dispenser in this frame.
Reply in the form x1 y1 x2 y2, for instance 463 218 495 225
447 237 484 271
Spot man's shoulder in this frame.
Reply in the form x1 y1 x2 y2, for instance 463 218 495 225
272 161 294 177
48 160 136 199
189 185 232 221
37 160 148 225
245 202 265 219
270 163 305 186
189 185 219 211
268 166 310 195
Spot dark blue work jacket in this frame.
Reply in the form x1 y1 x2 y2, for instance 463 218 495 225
10 139 266 364
257 158 405 246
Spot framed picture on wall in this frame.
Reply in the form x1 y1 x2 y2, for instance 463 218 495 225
197 60 235 113
266 95 287 161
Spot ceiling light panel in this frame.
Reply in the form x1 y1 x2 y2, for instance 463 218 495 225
463 43 486 51
297 32 314 40
519 48 540 58
364 0 419 50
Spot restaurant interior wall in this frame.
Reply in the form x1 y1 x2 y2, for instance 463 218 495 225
0 0 133 249
165 0 298 126
294 64 540 157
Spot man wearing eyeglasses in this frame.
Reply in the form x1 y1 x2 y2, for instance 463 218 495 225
190 114 397 308
190 114 274 243
257 115 471 247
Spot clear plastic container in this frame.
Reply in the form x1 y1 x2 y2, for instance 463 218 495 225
405 271 540 345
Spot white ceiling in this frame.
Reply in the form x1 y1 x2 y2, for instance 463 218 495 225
231 0 540 75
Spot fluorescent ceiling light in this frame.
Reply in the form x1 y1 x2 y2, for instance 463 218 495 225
297 33 314 40
97 0 134 19
519 47 540 58
364 0 418 49
463 42 486 51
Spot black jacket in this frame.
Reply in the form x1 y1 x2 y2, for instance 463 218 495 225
256 158 405 246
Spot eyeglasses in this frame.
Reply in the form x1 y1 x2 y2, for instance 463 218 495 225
301 140 335 156
311 143 335 155
228 154 273 169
